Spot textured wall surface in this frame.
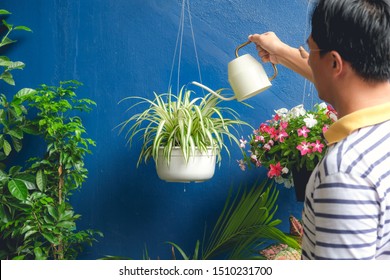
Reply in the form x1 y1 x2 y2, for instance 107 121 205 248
2 0 321 259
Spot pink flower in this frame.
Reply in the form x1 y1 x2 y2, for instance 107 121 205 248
327 105 338 122
267 162 283 178
260 123 270 133
311 140 325 153
251 155 262 167
277 130 289 142
280 121 288 130
268 127 278 139
297 126 310 138
239 137 247 148
255 135 265 142
296 142 312 156
237 159 246 171
322 124 329 133
327 105 337 115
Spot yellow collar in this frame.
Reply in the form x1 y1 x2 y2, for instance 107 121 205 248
324 102 390 145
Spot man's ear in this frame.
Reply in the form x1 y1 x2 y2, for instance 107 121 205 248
330 51 343 74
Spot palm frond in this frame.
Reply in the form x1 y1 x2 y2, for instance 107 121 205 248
166 179 299 260
202 179 299 259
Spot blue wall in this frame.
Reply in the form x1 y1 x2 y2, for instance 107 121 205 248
2 0 321 259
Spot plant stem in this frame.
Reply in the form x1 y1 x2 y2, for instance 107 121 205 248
57 163 64 259
58 164 64 204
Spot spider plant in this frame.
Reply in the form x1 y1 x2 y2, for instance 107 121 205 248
118 85 250 166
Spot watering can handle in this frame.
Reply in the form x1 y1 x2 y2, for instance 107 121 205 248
191 81 237 101
235 40 278 81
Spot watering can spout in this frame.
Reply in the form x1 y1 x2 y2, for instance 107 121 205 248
191 81 237 101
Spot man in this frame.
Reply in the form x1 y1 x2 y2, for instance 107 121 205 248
249 0 390 259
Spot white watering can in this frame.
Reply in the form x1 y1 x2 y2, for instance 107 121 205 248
192 41 278 101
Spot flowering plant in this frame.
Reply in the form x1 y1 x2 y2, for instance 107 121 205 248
238 103 337 188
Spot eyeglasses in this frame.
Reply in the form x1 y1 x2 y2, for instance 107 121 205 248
299 42 327 58
300 42 324 53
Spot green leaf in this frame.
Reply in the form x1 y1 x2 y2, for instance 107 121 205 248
38 119 46 127
0 169 8 181
8 179 28 201
0 58 10 67
57 221 75 229
7 61 25 71
12 104 23 116
59 209 75 221
24 229 37 239
9 165 22 175
0 109 5 120
11 137 22 152
0 37 16 48
43 215 54 225
0 204 9 223
15 173 36 190
34 247 46 260
0 10 11 15
15 88 36 99
21 225 33 234
0 71 15 85
14 26 32 32
192 240 200 260
47 205 59 220
166 241 190 260
21 123 39 135
36 170 47 192
3 139 11 156
42 232 58 245
8 129 23 140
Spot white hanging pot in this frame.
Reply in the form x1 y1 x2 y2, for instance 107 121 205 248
156 147 217 183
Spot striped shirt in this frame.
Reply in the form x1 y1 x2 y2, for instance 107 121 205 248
301 103 390 260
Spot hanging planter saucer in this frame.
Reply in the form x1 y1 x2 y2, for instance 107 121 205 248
156 147 216 183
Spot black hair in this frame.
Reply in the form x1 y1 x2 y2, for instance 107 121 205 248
311 0 390 81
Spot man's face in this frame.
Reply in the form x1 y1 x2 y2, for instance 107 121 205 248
307 36 332 103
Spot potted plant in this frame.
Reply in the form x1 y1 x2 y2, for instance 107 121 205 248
168 179 300 260
238 103 337 201
118 85 250 182
0 81 102 260
1 10 101 259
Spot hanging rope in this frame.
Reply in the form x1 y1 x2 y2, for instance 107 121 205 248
168 0 185 93
168 0 203 94
301 0 311 106
301 0 319 108
186 0 203 91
